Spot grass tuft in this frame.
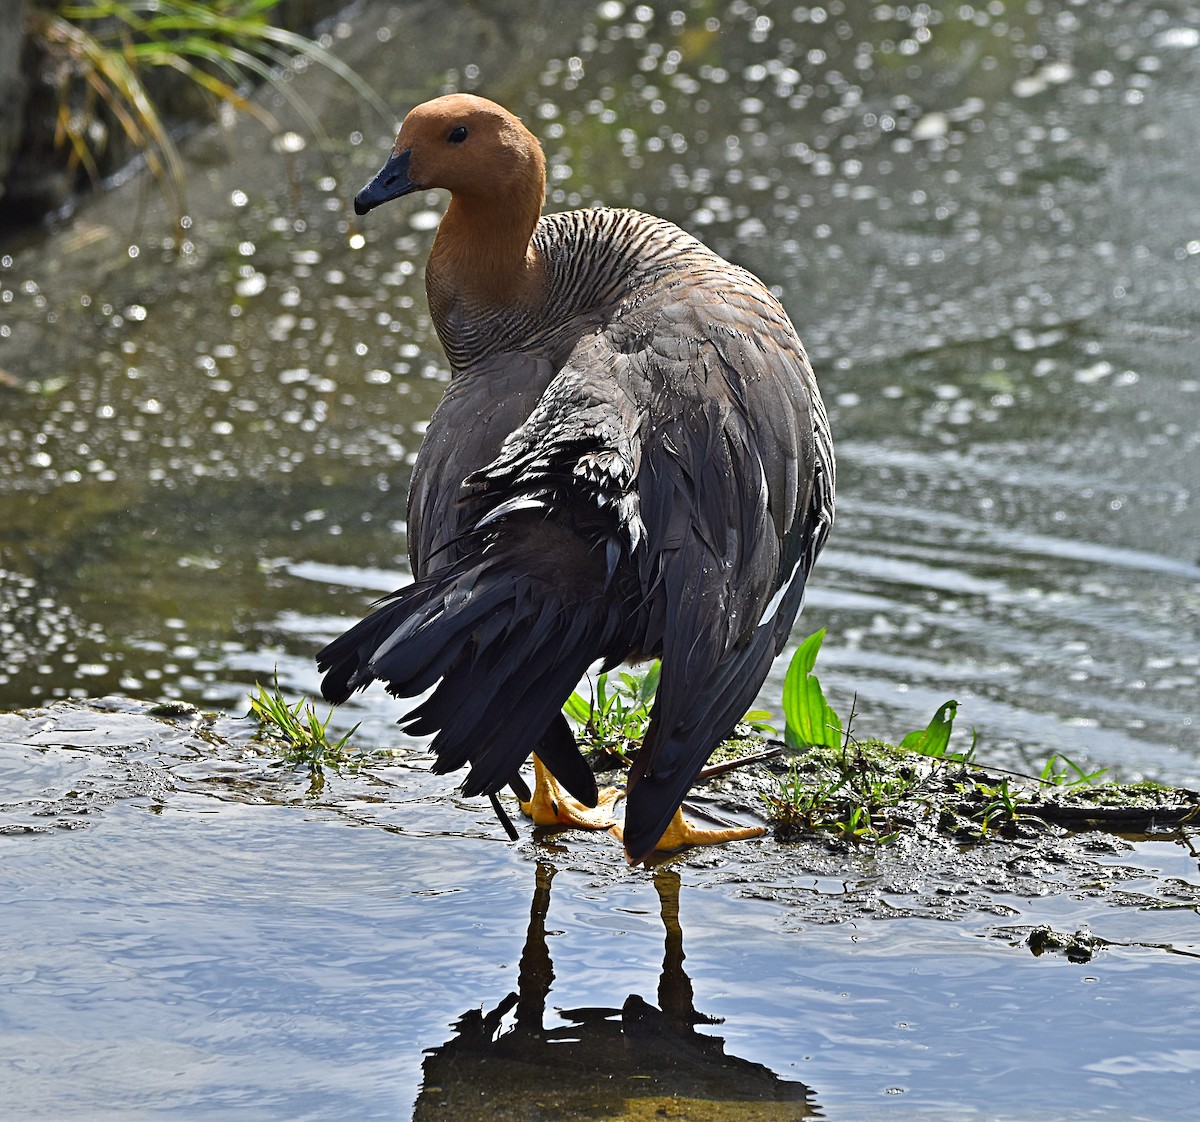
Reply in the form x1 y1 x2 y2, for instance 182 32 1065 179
27 0 391 229
248 673 361 789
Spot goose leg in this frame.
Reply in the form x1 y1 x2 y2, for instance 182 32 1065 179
519 754 622 829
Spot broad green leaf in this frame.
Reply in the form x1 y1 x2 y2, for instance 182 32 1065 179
899 699 959 757
562 692 592 725
782 629 843 750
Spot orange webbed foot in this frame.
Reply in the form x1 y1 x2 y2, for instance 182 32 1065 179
610 806 766 856
519 755 622 829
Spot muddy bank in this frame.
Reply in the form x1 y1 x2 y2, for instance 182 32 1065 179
5 695 1197 956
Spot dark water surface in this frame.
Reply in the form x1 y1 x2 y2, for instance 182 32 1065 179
1 1 1198 1118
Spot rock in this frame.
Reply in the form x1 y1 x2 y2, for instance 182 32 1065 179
0 0 28 203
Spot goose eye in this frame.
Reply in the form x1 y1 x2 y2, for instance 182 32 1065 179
447 125 468 144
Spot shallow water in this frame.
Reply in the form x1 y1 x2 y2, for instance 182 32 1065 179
1 1 1199 1117
2 701 1197 1120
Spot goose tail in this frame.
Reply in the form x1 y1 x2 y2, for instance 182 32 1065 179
317 522 620 804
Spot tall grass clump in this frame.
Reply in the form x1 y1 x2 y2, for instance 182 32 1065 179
26 0 388 225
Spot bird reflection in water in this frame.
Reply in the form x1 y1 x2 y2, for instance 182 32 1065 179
413 861 817 1121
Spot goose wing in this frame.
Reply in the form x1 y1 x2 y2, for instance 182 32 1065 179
406 352 558 576
619 273 835 860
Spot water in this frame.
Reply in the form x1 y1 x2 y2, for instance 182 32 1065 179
2 701 1197 1120
1 1 1198 1117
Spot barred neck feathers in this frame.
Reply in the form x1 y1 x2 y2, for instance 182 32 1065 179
369 95 546 357
424 142 548 333
359 94 714 373
436 207 709 372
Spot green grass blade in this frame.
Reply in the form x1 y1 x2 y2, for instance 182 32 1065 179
595 670 610 715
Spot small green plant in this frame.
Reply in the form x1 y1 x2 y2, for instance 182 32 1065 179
832 803 900 844
975 777 1021 833
741 708 777 736
563 661 660 762
248 675 360 785
899 699 977 763
29 0 389 225
767 759 848 827
1038 753 1108 788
